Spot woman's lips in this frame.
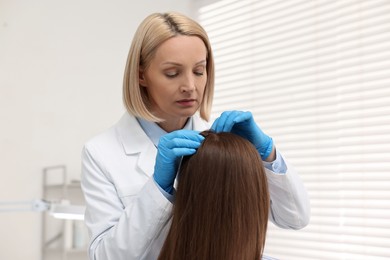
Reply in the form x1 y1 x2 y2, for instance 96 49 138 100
177 99 196 107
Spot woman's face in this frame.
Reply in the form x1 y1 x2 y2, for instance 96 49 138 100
140 35 208 124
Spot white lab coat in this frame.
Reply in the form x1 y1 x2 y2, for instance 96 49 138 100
81 112 310 260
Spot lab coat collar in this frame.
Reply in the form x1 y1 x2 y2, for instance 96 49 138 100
116 113 153 155
115 113 156 177
137 117 194 147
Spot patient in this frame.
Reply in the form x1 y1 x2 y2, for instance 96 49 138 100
158 131 270 260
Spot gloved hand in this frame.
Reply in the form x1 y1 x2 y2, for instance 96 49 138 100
211 110 273 160
154 129 205 194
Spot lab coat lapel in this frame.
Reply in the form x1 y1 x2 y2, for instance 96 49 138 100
137 142 157 177
115 113 156 177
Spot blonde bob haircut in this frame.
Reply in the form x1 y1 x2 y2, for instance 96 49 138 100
123 12 215 122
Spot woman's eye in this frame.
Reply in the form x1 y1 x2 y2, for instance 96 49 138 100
165 72 178 78
194 65 206 76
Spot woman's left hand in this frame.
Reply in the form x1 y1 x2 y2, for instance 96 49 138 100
211 110 274 160
154 130 205 194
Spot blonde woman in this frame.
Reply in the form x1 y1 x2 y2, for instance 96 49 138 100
81 12 310 260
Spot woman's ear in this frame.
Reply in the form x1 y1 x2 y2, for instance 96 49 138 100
139 69 147 87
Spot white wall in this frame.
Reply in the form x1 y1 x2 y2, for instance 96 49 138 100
0 1 193 259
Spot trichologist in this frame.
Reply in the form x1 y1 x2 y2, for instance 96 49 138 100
81 12 310 260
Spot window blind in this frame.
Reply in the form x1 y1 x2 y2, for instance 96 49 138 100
197 0 390 259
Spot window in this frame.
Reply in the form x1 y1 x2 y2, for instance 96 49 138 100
197 0 390 259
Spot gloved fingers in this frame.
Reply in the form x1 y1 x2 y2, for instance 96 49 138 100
211 111 229 132
160 132 204 150
222 110 244 132
158 131 204 162
211 110 240 132
171 147 197 157
166 137 204 150
233 111 268 138
162 129 205 142
232 111 253 124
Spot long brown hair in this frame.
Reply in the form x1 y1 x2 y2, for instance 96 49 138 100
158 131 270 260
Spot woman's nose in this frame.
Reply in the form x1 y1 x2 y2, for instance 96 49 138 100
180 74 196 92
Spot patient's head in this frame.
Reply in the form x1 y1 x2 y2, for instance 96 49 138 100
159 131 270 260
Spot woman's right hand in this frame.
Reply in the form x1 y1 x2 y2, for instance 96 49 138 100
153 130 205 194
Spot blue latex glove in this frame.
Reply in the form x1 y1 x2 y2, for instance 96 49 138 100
211 110 273 160
154 129 205 194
